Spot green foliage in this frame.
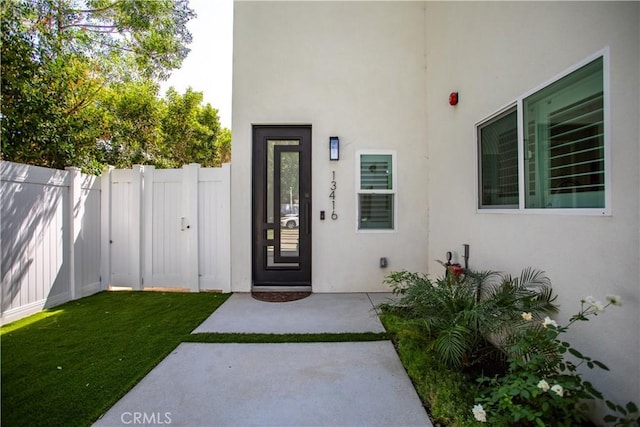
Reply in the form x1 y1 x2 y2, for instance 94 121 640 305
1 291 230 426
380 313 478 427
185 332 388 343
96 80 166 168
382 268 558 369
474 295 638 426
604 401 640 427
162 87 222 168
2 0 231 173
383 269 638 426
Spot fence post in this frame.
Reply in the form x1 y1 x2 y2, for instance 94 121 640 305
182 163 200 292
65 167 82 300
131 165 143 290
220 163 231 292
100 166 113 290
142 165 154 289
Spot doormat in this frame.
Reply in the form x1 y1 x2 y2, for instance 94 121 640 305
251 291 311 303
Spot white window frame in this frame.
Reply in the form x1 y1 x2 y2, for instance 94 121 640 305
477 104 519 209
475 48 610 216
355 149 398 232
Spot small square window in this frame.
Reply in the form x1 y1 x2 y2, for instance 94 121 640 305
357 151 396 230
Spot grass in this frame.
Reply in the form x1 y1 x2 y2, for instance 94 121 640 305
185 332 388 343
1 291 230 427
380 312 480 427
2 291 390 426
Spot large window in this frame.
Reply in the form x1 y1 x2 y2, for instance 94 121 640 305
357 151 396 230
477 53 607 213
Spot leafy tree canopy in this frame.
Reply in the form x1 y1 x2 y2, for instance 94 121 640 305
1 0 231 173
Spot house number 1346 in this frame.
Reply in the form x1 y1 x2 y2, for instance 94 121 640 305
330 171 338 220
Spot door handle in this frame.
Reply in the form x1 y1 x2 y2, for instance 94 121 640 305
304 202 311 234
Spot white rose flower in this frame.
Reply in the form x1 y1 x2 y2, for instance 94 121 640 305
537 379 550 392
543 316 558 328
592 300 605 313
472 404 487 423
583 296 605 312
551 384 564 397
606 295 622 306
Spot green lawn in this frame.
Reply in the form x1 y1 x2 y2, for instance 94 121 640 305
2 291 390 427
1 291 230 427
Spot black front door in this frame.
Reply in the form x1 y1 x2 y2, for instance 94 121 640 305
252 125 311 286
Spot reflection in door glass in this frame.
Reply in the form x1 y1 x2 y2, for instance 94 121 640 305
266 140 299 224
266 140 300 268
279 151 300 258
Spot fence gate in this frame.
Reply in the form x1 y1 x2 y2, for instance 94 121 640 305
110 168 140 287
107 164 230 292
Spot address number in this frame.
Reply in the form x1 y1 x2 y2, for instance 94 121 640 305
330 171 338 220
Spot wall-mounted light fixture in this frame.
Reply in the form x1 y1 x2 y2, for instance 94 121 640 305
329 136 339 161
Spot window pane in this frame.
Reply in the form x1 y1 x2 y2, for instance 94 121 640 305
266 140 299 223
360 154 392 190
359 194 393 229
479 109 518 208
524 57 604 208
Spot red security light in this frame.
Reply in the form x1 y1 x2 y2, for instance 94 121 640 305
449 92 459 106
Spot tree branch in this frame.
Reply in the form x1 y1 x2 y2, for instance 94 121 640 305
69 1 125 15
60 24 118 30
66 79 108 116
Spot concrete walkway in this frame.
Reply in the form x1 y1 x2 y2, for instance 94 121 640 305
193 293 394 334
94 293 432 427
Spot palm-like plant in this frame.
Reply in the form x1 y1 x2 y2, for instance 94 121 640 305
382 267 558 369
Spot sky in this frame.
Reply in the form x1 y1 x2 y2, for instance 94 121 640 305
160 0 234 129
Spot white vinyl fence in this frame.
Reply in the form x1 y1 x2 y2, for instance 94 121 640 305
1 161 231 324
104 163 231 293
1 162 101 324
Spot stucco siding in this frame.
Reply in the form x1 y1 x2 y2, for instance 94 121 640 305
232 0 639 410
424 0 639 408
232 1 429 292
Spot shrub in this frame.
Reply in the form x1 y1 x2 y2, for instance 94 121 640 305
473 295 639 426
381 268 558 370
381 269 638 426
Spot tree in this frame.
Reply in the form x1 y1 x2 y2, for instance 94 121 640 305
216 128 232 165
1 0 195 170
95 81 166 168
162 87 222 168
90 84 229 170
20 0 195 80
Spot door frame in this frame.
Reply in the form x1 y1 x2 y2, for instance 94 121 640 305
251 125 312 287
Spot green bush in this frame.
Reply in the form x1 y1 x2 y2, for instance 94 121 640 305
381 268 558 370
381 269 639 426
474 296 639 426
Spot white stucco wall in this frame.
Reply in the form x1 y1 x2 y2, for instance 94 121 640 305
424 0 639 410
232 1 428 292
232 0 639 409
